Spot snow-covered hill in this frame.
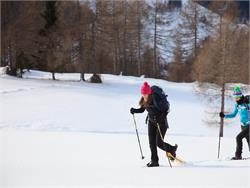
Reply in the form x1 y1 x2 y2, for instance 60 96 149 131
0 71 249 188
145 0 218 63
0 70 240 136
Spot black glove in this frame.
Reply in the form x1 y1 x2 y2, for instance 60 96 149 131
219 112 225 118
130 108 136 114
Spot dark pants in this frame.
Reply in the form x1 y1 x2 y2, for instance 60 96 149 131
148 121 175 162
235 125 250 157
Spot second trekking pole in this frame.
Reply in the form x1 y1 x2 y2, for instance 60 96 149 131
156 123 172 168
132 114 145 160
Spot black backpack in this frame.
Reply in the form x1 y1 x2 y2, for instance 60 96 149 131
151 85 170 115
244 95 250 104
244 95 250 110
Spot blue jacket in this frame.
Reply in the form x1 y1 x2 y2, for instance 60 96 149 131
225 103 250 126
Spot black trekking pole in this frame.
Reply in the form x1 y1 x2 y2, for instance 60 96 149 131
132 114 145 160
156 123 172 168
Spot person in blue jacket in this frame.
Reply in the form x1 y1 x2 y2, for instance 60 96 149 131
220 86 250 160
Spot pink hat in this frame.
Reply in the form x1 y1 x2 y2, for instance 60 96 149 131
141 82 152 95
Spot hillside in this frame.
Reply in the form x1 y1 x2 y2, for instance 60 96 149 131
0 71 249 187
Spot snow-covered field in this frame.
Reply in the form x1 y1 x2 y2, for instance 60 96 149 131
0 70 249 188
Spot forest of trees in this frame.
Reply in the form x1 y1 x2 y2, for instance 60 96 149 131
1 0 249 84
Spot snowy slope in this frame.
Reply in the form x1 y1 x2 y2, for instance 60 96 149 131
0 70 240 136
0 71 250 188
1 130 250 188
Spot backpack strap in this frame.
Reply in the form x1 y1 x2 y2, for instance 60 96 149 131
152 93 161 112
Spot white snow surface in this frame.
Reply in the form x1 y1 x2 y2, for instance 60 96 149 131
0 70 249 188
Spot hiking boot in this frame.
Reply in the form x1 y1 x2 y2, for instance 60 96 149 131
167 144 178 161
231 156 242 160
146 161 159 167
